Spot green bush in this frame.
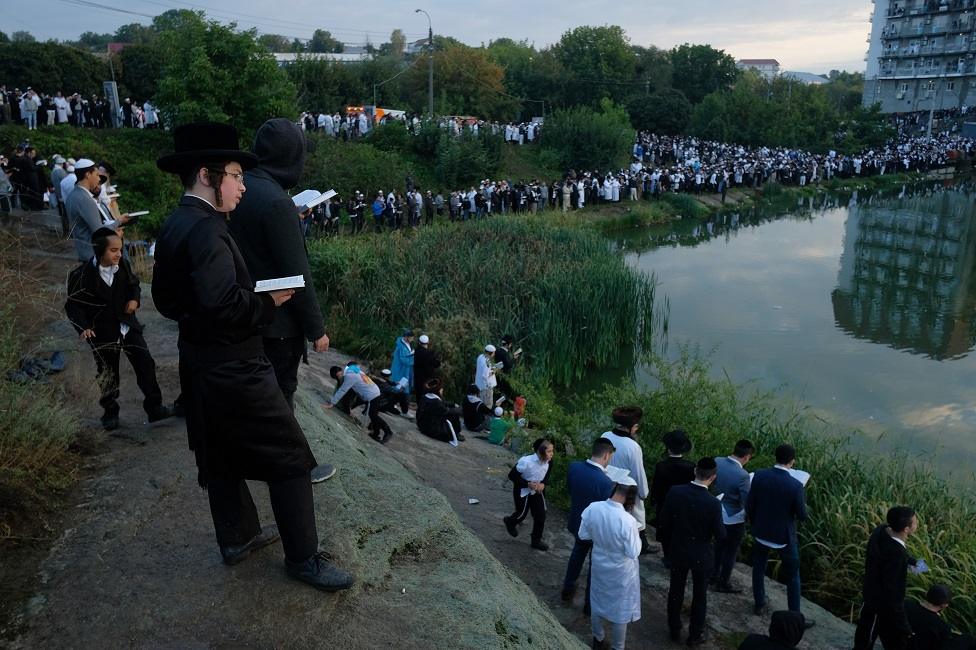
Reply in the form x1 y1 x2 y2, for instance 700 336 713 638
301 134 412 201
541 98 634 171
365 121 411 154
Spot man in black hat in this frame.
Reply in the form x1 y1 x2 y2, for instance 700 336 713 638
151 122 353 593
227 117 336 483
650 429 695 564
661 456 725 646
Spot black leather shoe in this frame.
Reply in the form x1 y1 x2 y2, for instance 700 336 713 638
530 540 549 551
686 634 707 647
456 433 466 442
102 414 120 431
286 551 354 592
504 516 518 537
221 525 280 566
147 404 176 423
381 431 394 444
311 464 336 483
583 601 591 616
561 586 576 603
591 637 608 650
715 582 742 594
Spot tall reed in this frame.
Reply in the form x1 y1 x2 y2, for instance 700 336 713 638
308 217 665 395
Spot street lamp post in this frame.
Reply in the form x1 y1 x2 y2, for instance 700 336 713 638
415 8 433 118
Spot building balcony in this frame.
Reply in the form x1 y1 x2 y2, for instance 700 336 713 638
887 0 976 18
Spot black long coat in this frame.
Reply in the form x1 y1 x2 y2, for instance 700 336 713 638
151 195 315 486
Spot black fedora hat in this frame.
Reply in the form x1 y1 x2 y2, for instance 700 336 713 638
156 122 258 175
662 429 692 454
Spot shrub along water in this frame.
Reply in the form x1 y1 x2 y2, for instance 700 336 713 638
308 217 664 395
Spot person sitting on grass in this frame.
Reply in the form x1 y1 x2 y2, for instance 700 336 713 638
504 438 554 551
416 378 465 445
64 226 175 430
488 406 515 446
325 364 394 444
462 383 492 432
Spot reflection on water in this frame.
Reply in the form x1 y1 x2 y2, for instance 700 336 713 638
616 179 976 475
833 187 976 360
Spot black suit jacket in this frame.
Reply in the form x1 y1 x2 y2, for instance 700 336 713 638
862 524 913 634
64 257 143 344
414 345 441 388
650 456 696 518
659 482 725 570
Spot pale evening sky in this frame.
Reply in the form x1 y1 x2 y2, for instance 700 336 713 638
16 0 874 74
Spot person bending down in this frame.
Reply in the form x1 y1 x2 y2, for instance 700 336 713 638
504 438 553 551
326 364 393 444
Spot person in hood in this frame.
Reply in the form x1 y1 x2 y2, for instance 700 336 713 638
228 118 336 484
738 610 807 649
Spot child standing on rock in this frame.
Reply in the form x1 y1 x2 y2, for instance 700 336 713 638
504 438 554 551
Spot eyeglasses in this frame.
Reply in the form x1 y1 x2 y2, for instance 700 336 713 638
209 169 245 185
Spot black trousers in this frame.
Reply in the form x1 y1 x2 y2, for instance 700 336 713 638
90 329 162 419
206 474 318 563
364 395 393 439
509 488 546 542
668 565 709 639
853 603 911 650
263 336 305 411
712 522 745 584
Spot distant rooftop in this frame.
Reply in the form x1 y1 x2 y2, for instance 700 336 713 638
737 59 781 66
782 71 830 85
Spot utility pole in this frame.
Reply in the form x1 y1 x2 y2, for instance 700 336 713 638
416 9 433 117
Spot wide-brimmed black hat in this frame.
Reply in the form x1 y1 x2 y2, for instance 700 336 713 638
156 122 258 175
611 406 643 429
662 429 693 454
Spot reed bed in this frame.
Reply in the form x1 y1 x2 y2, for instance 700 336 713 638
308 217 665 395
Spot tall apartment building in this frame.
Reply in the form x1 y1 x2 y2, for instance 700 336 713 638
863 0 976 112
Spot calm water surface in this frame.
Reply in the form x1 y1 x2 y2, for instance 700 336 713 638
620 181 976 476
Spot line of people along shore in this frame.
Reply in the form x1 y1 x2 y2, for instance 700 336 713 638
42 113 976 649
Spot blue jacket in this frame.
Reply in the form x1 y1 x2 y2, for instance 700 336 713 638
390 337 414 392
746 467 807 547
713 456 751 520
566 460 615 536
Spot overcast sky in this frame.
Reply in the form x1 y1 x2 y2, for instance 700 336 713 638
19 0 873 74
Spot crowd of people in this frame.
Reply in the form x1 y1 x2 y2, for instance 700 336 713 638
5 102 975 647
0 85 158 130
298 108 542 145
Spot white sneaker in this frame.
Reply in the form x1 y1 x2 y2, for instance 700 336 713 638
401 411 415 420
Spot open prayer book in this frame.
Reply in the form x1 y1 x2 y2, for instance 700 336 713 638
254 275 306 292
292 189 337 212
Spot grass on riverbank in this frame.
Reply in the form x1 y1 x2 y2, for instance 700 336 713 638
308 217 665 395
516 349 976 635
0 230 79 539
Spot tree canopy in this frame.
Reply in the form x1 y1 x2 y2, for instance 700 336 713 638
669 43 738 104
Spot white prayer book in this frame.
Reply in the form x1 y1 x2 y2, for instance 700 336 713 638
253 275 306 292
127 210 149 217
292 189 337 211
748 468 811 488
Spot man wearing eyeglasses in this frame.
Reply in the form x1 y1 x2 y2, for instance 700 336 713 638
228 118 336 484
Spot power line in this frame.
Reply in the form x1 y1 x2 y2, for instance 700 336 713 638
54 0 156 19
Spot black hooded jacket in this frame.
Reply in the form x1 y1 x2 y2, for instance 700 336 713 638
228 118 326 341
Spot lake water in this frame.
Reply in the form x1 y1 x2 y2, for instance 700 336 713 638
619 180 976 477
